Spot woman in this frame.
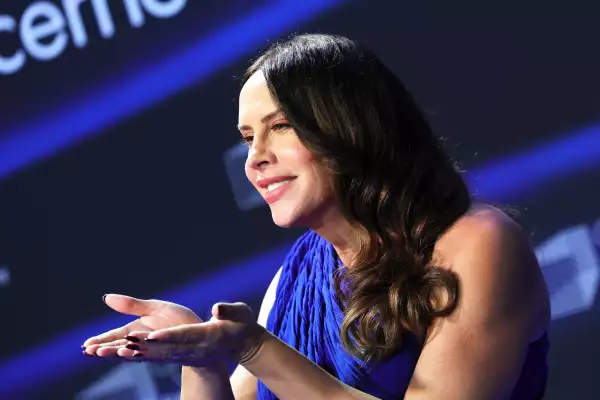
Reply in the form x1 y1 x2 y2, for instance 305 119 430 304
83 34 550 399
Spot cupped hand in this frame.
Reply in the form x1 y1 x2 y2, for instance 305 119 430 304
117 302 266 367
82 294 202 358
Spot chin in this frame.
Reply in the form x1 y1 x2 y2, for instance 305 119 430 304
269 203 310 228
269 198 334 229
270 211 299 228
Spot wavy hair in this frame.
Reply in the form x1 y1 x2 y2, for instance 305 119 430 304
243 34 471 361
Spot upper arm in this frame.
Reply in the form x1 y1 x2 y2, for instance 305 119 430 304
406 213 549 400
230 267 283 399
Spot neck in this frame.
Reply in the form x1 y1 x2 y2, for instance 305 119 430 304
310 208 363 267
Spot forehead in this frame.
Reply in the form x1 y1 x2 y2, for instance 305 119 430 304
238 71 277 121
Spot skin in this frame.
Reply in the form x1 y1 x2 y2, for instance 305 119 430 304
82 71 551 399
238 71 362 263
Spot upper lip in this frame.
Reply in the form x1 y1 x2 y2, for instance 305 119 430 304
256 176 296 189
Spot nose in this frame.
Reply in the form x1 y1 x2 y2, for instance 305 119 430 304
246 139 276 171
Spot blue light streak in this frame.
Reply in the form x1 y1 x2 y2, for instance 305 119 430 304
0 0 346 396
0 0 346 182
1 0 600 396
467 123 600 201
1 121 599 397
0 246 288 398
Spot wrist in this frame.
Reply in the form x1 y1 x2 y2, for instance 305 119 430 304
238 323 270 365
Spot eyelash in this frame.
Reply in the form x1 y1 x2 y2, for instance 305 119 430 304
241 123 291 146
272 122 291 132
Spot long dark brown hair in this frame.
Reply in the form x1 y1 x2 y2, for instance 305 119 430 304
244 34 471 361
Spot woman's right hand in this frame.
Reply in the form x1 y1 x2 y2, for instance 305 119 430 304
82 294 203 357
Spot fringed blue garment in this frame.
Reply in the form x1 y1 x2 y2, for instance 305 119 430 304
256 230 549 400
256 230 420 400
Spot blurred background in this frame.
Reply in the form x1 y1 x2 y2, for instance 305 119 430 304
1 0 599 398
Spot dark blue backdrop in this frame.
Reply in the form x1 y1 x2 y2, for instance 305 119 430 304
1 1 599 398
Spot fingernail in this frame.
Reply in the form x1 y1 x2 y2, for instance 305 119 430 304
102 294 107 303
81 345 86 349
132 353 143 358
126 344 140 351
144 338 159 343
82 351 94 357
217 304 226 317
125 335 140 343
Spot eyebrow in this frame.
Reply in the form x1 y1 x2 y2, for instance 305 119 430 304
237 109 283 131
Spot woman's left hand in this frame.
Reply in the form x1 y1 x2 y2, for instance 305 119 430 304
118 302 266 367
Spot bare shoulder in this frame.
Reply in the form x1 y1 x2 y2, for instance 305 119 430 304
435 203 535 273
433 203 550 339
408 205 550 397
436 203 525 257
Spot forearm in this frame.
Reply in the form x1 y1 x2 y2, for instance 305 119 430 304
241 330 378 400
181 366 235 400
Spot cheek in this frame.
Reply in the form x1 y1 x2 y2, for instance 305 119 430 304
304 159 334 199
286 140 316 168
313 168 335 198
286 143 331 190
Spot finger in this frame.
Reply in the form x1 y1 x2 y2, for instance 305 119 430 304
122 341 207 364
103 294 159 317
126 330 201 361
212 302 255 323
93 338 143 360
96 340 129 358
118 340 191 362
83 324 132 347
124 330 151 343
123 330 151 352
85 338 128 354
101 332 149 360
117 347 140 359
83 339 128 358
146 323 208 344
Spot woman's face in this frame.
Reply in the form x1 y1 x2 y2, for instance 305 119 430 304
239 71 336 228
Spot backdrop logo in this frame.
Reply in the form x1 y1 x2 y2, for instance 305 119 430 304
223 142 265 211
0 0 188 75
537 218 600 320
0 266 9 288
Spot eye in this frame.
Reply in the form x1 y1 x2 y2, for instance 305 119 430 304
271 123 291 132
240 135 254 146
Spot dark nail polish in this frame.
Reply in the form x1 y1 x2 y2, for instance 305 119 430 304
144 338 159 343
217 304 226 317
133 353 143 358
125 335 140 343
81 345 86 349
102 294 107 303
126 344 140 351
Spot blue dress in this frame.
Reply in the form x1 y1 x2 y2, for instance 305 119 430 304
257 231 549 400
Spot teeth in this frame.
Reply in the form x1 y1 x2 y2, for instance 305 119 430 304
267 179 293 192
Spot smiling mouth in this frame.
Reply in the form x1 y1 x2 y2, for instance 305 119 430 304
266 178 296 192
